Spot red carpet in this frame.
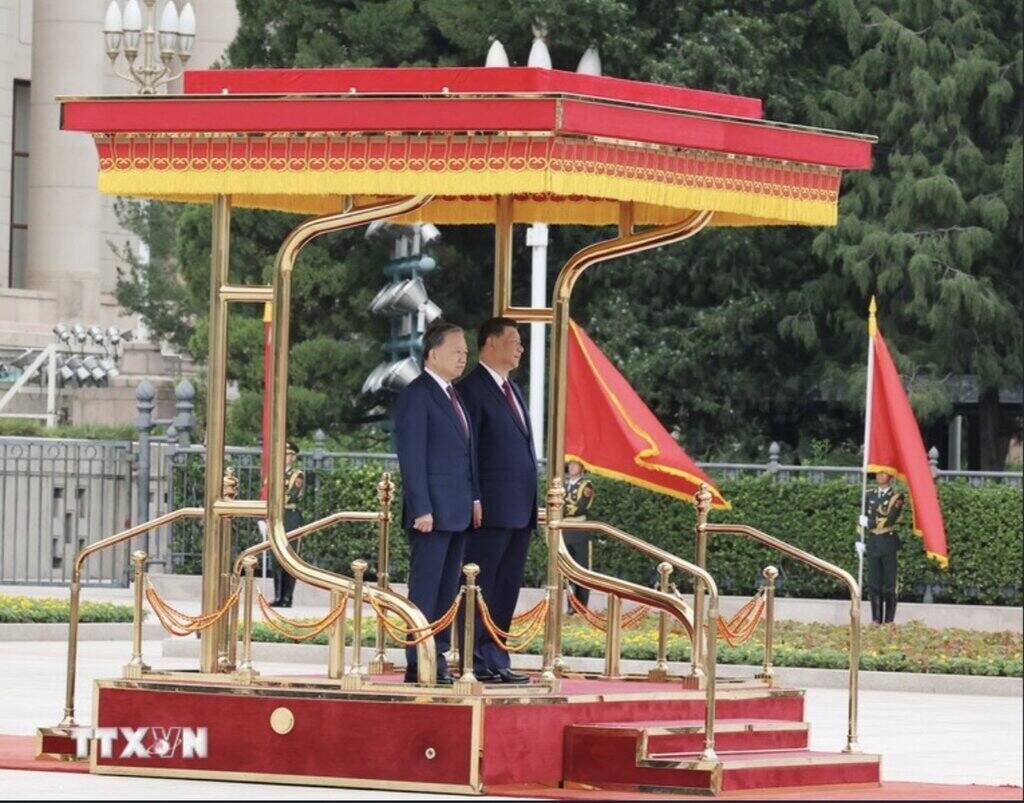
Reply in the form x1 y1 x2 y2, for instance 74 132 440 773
0 735 88 773
3 733 1021 799
488 782 1024 800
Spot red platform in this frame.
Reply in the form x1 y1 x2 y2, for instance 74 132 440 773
32 673 886 796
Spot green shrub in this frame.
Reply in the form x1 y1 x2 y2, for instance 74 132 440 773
170 458 1023 605
0 594 135 623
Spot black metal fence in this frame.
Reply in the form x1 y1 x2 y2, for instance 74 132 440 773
0 378 1018 586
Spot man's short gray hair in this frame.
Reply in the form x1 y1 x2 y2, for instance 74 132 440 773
422 321 463 362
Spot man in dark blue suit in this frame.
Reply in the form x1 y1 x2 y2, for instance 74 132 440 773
457 317 536 684
392 321 481 685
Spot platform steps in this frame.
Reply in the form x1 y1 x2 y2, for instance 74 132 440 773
563 718 881 795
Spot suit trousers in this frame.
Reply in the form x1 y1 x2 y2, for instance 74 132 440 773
405 528 467 671
463 526 533 672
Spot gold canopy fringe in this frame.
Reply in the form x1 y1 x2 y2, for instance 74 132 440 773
97 169 838 227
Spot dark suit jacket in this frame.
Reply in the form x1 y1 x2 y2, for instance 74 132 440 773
457 363 538 530
392 372 479 532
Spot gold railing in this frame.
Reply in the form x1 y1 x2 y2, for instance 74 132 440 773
553 518 721 763
54 506 204 728
226 509 382 671
703 516 862 754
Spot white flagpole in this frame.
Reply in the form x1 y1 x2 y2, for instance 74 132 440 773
857 297 878 594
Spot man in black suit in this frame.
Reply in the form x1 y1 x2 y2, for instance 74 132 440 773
457 317 536 684
392 321 481 684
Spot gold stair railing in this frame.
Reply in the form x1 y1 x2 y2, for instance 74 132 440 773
698 488 863 754
51 506 204 729
551 517 721 763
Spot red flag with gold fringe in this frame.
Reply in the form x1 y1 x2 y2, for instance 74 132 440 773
864 303 948 567
565 319 728 509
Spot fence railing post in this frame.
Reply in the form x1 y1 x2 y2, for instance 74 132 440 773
134 382 155 549
766 441 781 479
928 446 940 478
173 379 195 448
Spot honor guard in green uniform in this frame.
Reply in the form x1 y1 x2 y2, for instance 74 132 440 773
858 471 905 625
271 441 305 608
563 460 596 613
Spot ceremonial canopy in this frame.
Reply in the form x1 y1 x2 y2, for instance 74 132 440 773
60 66 873 227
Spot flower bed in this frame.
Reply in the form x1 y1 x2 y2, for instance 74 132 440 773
0 594 135 623
247 616 1022 677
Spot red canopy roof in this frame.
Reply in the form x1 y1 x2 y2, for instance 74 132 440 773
58 66 875 226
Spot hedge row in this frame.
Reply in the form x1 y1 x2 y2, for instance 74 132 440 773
172 462 1023 605
0 594 135 623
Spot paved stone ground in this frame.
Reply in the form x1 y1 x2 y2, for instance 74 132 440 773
1 640 1021 792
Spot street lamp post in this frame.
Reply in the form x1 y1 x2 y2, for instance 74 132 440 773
103 0 196 95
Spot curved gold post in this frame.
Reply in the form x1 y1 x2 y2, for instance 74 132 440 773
541 209 714 683
54 507 203 729
265 195 442 684
704 515 861 754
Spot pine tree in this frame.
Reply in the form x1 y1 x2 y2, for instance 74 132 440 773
805 0 1023 468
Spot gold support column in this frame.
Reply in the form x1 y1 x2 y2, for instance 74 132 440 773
454 564 483 694
341 559 368 690
701 595 719 763
328 589 347 680
603 595 622 679
233 556 258 683
492 196 513 315
200 194 232 674
648 561 673 681
369 473 394 674
757 566 778 683
692 485 712 678
123 550 149 679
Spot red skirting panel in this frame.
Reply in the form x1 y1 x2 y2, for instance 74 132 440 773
93 686 474 787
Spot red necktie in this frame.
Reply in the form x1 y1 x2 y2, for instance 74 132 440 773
502 380 527 431
447 386 469 439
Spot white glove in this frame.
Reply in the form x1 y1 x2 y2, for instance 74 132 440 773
854 541 866 557
858 515 869 528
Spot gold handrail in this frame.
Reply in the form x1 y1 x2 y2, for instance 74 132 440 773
231 511 381 578
57 507 204 728
538 208 715 684
704 521 862 754
264 195 441 684
223 510 383 668
553 518 721 763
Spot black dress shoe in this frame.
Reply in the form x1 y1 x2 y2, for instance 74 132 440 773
495 668 530 684
269 598 284 607
280 598 293 608
474 669 500 682
404 670 454 685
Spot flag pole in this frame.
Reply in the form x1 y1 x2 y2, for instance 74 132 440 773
857 296 878 594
